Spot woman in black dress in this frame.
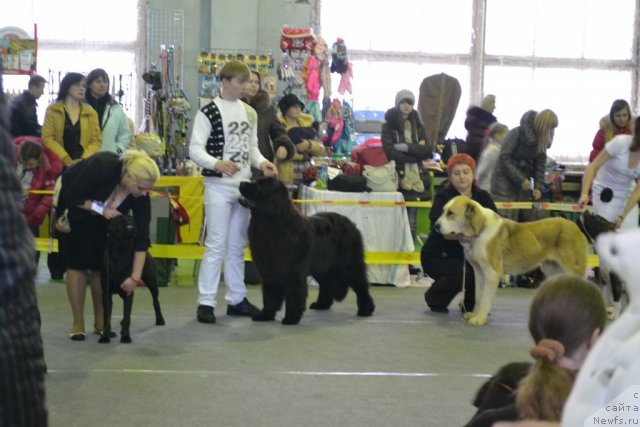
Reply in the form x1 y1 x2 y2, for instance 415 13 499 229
58 150 160 340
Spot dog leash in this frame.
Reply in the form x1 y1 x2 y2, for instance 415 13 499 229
460 254 467 313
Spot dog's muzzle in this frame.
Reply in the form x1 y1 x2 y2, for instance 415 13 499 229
238 197 254 209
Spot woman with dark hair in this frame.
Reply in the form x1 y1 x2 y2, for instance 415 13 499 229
42 72 102 167
275 93 326 184
579 116 640 230
588 99 632 163
86 68 131 154
421 153 497 313
242 69 295 166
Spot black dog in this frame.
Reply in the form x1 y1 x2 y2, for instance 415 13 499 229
576 211 624 303
99 215 165 343
577 211 615 245
239 177 375 325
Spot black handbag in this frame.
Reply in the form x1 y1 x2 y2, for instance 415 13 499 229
327 174 370 192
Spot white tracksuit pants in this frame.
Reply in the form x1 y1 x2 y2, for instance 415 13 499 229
197 182 249 308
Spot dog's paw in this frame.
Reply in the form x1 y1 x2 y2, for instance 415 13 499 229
156 317 166 326
252 311 275 322
463 312 475 321
98 336 111 344
120 335 132 344
356 306 374 317
309 301 331 310
466 315 488 326
281 316 301 325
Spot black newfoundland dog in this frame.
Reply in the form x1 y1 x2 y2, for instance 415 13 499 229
239 177 375 325
99 215 165 343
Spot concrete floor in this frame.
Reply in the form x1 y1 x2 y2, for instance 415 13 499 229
35 262 535 427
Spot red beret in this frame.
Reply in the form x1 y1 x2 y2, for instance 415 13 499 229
447 153 476 175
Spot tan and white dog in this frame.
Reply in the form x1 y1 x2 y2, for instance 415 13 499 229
434 195 588 326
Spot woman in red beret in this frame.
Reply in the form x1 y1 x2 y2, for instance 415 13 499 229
420 153 497 313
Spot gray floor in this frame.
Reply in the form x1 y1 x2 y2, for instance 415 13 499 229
36 264 535 427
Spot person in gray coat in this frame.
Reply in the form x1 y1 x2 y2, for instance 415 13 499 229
490 109 558 222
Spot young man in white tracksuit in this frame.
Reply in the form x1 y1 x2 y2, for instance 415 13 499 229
189 60 277 323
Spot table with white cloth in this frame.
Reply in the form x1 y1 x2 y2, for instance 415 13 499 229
298 186 414 287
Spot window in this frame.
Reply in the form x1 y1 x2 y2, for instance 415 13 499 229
320 0 638 162
1 0 139 123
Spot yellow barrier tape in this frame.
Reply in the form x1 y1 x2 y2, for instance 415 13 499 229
34 238 600 267
292 199 587 211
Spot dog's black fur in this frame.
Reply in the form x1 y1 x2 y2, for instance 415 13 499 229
99 215 165 343
577 211 624 302
577 211 615 245
239 177 375 325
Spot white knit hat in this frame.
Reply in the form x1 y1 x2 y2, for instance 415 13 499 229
395 89 415 108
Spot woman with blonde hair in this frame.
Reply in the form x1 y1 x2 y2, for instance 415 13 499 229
56 149 159 340
490 109 558 221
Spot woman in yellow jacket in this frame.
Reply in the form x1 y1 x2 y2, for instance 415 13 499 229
43 72 101 167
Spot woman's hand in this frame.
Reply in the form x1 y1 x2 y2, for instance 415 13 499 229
275 146 288 160
613 215 624 229
260 161 278 177
103 207 121 219
577 194 590 209
532 189 542 200
296 139 311 153
120 277 139 295
215 160 240 176
521 179 532 191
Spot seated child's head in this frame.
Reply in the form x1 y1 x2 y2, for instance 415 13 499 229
19 139 43 171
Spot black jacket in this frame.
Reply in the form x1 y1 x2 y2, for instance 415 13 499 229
59 152 152 252
10 91 41 137
421 182 497 260
381 107 434 200
463 106 496 162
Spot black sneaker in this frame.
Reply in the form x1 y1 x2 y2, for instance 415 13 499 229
226 298 259 317
197 305 216 323
408 265 422 275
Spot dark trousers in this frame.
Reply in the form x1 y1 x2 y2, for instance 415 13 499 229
0 283 47 426
28 225 40 265
422 255 476 311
